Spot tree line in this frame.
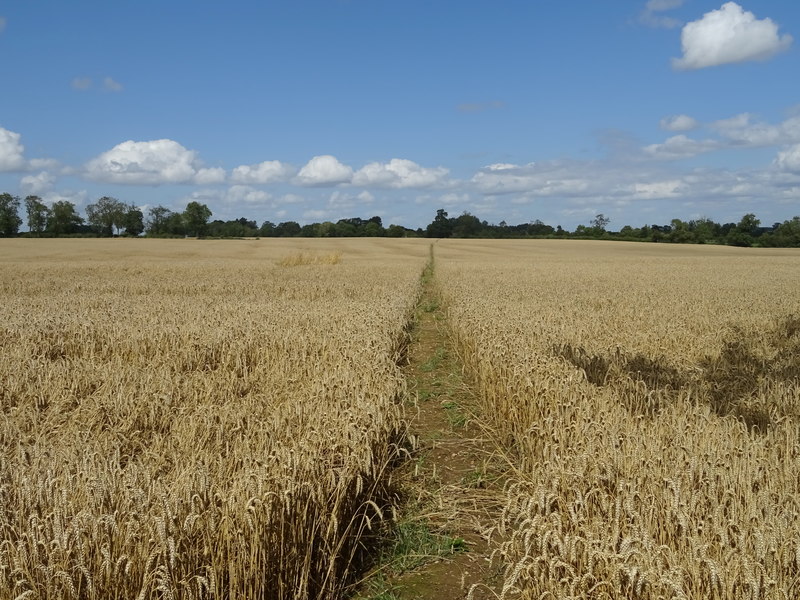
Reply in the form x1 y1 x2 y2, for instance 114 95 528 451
1 192 799 247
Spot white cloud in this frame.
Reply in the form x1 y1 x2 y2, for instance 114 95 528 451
711 113 800 147
71 77 92 90
628 180 686 199
640 0 685 29
643 134 719 159
231 160 295 184
194 167 226 185
0 17 7 33
303 209 328 220
20 171 55 195
660 114 699 131
472 161 592 196
294 155 353 186
43 189 88 209
485 163 519 171
775 144 800 172
225 185 272 205
278 193 305 205
30 158 61 171
0 127 26 171
103 77 123 92
673 2 793 70
85 139 223 185
352 158 449 189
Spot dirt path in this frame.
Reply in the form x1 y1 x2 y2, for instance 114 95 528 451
355 255 506 599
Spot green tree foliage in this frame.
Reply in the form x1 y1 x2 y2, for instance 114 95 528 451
452 212 483 237
386 224 406 237
207 217 259 237
24 195 49 235
274 221 301 237
86 196 127 236
590 213 610 235
182 201 212 237
46 201 83 236
258 221 276 237
0 193 23 237
146 205 177 235
121 205 145 236
426 209 453 238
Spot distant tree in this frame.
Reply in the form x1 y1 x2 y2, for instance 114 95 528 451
426 208 453 238
452 212 482 237
0 193 23 237
24 195 49 235
690 217 719 244
183 201 212 237
275 221 301 237
258 221 276 237
726 213 761 247
590 213 610 233
300 223 320 237
86 196 126 236
318 221 336 237
771 216 800 247
363 221 385 237
386 224 406 237
146 205 175 235
334 220 358 237
46 201 83 235
528 219 554 236
121 204 145 236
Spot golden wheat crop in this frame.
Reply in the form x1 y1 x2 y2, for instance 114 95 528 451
0 238 429 600
436 240 800 600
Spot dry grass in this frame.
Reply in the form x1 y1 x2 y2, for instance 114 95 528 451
436 240 800 600
277 250 342 267
4 237 800 600
0 238 429 600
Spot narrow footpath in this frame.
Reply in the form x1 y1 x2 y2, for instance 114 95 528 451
356 256 506 600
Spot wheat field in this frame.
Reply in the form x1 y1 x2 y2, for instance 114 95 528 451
2 238 799 600
0 238 429 600
435 240 800 599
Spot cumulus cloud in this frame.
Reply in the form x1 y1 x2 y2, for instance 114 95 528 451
224 185 272 205
660 114 699 131
43 189 89 209
775 144 800 172
294 155 353 186
643 134 719 159
85 139 224 185
231 160 295 184
20 171 55 195
639 0 685 29
711 113 800 147
103 77 123 92
194 167 226 185
0 127 26 171
628 180 687 199
352 158 450 189
673 2 793 70
471 161 593 196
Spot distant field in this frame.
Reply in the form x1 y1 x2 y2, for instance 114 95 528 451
1 238 799 599
0 238 428 600
436 239 800 599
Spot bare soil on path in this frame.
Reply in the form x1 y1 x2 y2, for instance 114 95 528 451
354 260 507 600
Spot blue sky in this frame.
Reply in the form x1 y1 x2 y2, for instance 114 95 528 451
1 0 799 230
